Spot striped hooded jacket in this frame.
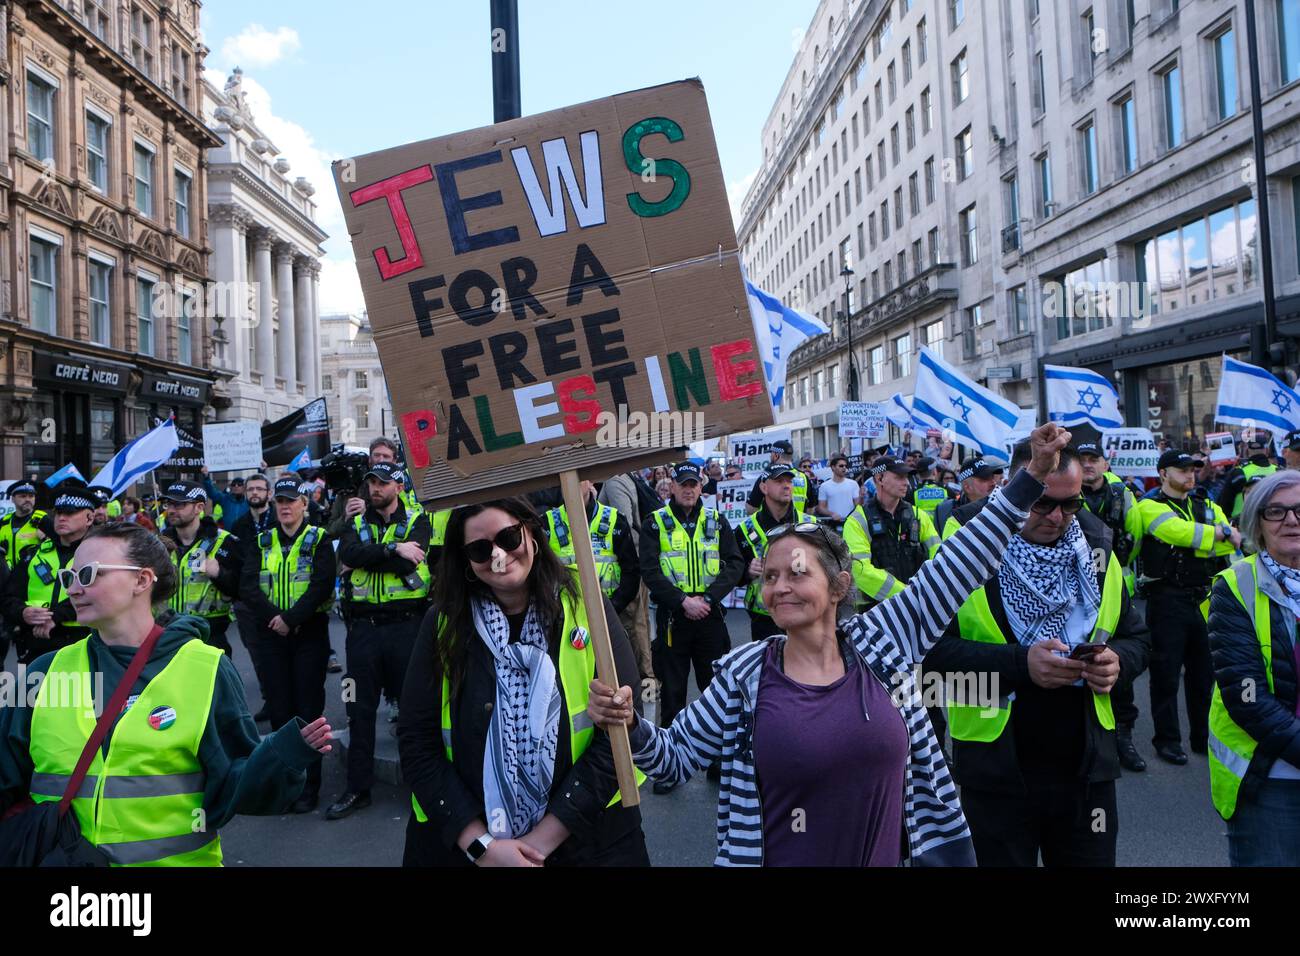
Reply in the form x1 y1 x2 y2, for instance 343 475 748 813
627 468 1043 866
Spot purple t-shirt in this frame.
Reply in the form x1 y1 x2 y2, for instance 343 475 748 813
753 642 909 866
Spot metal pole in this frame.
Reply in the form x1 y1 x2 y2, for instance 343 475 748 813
490 0 521 123
842 267 858 401
1244 0 1278 365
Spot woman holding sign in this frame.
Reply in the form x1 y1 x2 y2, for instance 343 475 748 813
398 497 647 866
587 423 1070 866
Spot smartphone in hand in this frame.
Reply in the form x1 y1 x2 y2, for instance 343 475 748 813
1068 641 1107 660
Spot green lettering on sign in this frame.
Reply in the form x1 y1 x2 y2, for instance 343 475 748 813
667 348 710 410
474 395 523 451
623 117 690 218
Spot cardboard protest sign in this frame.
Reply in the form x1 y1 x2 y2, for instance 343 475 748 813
714 478 751 528
839 401 886 440
1102 427 1159 477
335 79 772 504
203 421 263 472
727 429 792 480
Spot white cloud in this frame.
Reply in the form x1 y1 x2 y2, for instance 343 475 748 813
205 67 361 315
728 167 759 231
220 24 300 69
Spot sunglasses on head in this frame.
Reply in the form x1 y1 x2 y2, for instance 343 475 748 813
1029 494 1085 515
465 522 525 564
57 562 144 590
766 521 846 572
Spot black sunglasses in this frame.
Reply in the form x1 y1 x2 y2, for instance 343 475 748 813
766 521 846 572
465 523 525 564
1029 494 1085 515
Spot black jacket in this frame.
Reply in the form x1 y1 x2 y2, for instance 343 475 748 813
1208 566 1300 807
397 594 647 867
337 502 432 613
638 500 744 614
925 509 1151 793
230 506 276 559
238 521 337 630
1 533 92 663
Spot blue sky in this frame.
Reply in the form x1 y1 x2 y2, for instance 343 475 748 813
202 0 820 312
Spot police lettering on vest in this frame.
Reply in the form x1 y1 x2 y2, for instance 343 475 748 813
29 638 225 866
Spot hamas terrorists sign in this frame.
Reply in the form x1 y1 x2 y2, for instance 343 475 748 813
335 79 772 503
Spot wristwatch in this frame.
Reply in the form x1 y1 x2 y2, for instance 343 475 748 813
465 833 494 864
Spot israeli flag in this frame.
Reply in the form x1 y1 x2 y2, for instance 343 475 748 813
884 392 916 430
911 346 1021 460
1215 354 1300 434
88 417 180 496
44 462 86 488
744 269 830 408
1044 364 1123 429
287 446 314 473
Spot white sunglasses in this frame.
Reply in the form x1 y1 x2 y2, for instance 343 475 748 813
58 563 145 590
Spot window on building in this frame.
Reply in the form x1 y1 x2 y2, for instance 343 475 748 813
956 126 974 180
1050 257 1114 339
134 143 154 217
89 258 111 345
137 275 156 356
875 80 884 119
26 73 55 162
1004 176 1021 251
29 236 58 334
960 204 978 266
912 238 924 272
322 374 333 391
894 187 904 229
857 222 866 260
829 363 840 398
1281 0 1300 86
952 49 969 103
869 345 885 385
1118 95 1138 173
1033 51 1046 116
1212 26 1238 122
897 250 907 282
86 0 111 39
924 156 936 204
174 168 192 238
1083 8 1098 78
852 53 868 91
855 168 863 204
881 199 891 240
1037 151 1054 216
883 260 893 290
356 370 369 389
888 61 897 103
177 287 194 365
909 172 920 216
1160 62 1184 149
1135 199 1259 317
131 4 155 79
921 86 933 132
923 319 944 359
903 40 913 83
905 106 916 150
893 332 913 377
172 44 192 108
85 111 110 191
962 306 979 359
357 404 370 429
891 124 901 164
917 17 928 64
949 0 965 30
1080 120 1099 195
929 226 940 263
869 211 878 248
813 369 823 403
1011 285 1029 334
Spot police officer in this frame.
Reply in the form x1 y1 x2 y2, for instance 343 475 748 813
843 456 940 607
640 462 744 792
0 481 44 569
543 480 639 616
329 461 431 820
159 480 242 656
935 457 1004 538
1 484 96 665
745 439 807 517
240 477 337 812
1283 430 1300 470
736 462 805 643
1074 438 1145 771
1136 449 1238 765
87 485 112 526
1217 437 1279 520
908 457 949 517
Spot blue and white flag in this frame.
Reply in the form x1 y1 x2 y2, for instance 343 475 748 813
884 392 916 430
911 345 1021 460
287 446 313 473
88 418 180 496
1044 364 1123 429
43 462 86 488
1215 354 1300 435
744 269 830 408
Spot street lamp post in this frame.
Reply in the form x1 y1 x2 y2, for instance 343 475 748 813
840 265 858 401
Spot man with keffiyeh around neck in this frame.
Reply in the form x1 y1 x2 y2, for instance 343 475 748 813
927 442 1150 867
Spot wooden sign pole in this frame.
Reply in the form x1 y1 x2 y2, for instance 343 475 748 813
558 469 640 807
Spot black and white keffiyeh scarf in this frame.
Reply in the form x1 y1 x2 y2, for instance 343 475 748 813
474 596 562 839
999 520 1102 648
1261 550 1300 618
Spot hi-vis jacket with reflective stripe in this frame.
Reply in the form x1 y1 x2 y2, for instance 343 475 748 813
430 508 451 546
790 471 808 517
1206 554 1300 820
0 510 44 568
546 503 621 596
652 505 722 594
1135 493 1235 567
257 525 333 614
168 529 235 620
29 637 224 866
842 501 939 604
410 587 643 823
348 509 432 605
